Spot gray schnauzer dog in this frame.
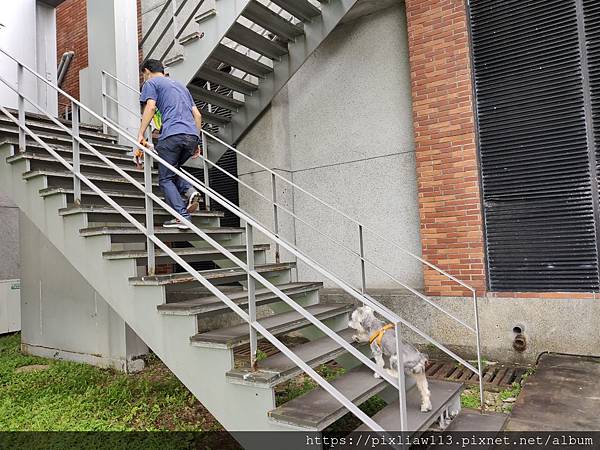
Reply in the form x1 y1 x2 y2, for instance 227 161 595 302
348 306 432 412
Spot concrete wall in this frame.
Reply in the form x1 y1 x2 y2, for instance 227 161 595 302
237 3 424 291
0 194 20 281
323 289 600 364
0 1 58 114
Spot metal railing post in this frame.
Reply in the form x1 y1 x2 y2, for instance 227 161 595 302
394 321 408 433
17 63 26 154
473 289 484 412
71 101 81 205
101 72 108 134
359 225 366 294
145 127 153 148
144 150 156 276
201 131 211 210
271 173 280 263
246 222 258 371
171 0 182 57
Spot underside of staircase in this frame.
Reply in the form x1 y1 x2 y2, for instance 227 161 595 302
144 0 366 162
0 111 468 445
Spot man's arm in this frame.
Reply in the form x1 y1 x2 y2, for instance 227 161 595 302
192 105 202 133
138 99 157 143
191 106 203 159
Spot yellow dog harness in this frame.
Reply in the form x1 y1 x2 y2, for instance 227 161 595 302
369 324 394 347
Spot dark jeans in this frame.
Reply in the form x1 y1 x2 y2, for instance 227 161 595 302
155 133 199 220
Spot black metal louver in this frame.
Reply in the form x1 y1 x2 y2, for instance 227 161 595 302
469 0 600 291
584 0 600 204
186 148 241 228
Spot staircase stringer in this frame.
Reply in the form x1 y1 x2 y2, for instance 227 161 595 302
227 0 363 146
0 142 290 435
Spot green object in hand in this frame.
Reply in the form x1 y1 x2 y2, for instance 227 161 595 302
152 109 162 131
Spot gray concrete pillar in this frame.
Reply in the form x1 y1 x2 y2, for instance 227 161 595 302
80 0 140 140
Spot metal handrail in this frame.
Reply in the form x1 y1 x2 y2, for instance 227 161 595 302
127 0 476 294
100 0 483 420
0 47 434 432
100 68 485 407
101 70 480 339
142 0 206 63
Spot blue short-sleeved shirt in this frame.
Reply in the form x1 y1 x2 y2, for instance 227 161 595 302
140 76 198 141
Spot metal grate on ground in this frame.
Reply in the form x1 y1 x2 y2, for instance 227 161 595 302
426 360 527 392
234 339 526 392
234 340 281 362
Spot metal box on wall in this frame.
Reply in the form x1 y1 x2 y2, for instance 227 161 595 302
0 279 20 334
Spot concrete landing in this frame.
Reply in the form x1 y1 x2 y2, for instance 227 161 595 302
445 409 508 432
505 353 600 431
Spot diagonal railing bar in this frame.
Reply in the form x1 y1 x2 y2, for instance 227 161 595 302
204 128 478 293
102 69 478 317
0 105 387 432
100 66 485 411
100 0 485 412
186 152 477 332
0 48 438 431
143 0 206 62
140 0 174 47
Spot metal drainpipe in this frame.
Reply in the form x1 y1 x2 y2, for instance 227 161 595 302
57 51 75 88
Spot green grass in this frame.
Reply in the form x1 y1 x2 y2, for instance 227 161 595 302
274 363 346 405
461 388 481 409
0 333 222 433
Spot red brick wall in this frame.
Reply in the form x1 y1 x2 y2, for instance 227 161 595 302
405 0 487 297
56 0 88 113
56 0 142 114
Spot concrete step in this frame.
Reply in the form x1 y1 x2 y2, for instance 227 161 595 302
80 225 244 244
226 23 288 60
130 262 295 286
22 169 159 192
269 0 321 22
103 244 270 265
158 281 322 316
59 204 220 225
1 137 133 159
180 31 203 46
227 327 361 388
38 187 176 209
211 44 273 78
200 109 231 127
0 112 118 144
2 107 108 134
0 125 129 154
197 66 258 96
191 302 353 349
442 408 507 433
355 379 463 433
243 1 305 43
8 152 155 179
268 365 388 430
188 84 245 111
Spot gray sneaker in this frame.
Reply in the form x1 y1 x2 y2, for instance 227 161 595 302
163 219 190 230
186 190 202 214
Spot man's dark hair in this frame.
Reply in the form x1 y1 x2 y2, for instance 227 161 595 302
140 59 165 74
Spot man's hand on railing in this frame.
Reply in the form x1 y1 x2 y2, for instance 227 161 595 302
133 137 149 169
192 144 202 160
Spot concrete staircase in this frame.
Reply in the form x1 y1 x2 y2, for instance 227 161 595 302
143 0 363 161
0 111 466 445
